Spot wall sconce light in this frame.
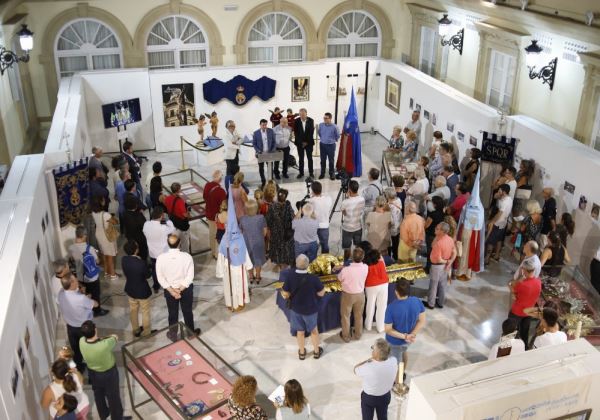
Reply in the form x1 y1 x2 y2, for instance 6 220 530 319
0 24 34 76
524 40 557 90
438 14 464 55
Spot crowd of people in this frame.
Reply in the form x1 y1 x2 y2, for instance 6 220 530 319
42 107 596 420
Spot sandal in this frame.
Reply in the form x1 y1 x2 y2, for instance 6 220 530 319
256 277 262 285
298 349 307 360
313 346 323 359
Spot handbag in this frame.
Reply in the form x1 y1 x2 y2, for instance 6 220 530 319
169 196 190 231
102 212 119 242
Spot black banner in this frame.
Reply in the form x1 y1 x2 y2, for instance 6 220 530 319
481 131 516 165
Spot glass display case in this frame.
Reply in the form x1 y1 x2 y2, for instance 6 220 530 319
122 323 238 419
380 149 419 187
540 266 600 346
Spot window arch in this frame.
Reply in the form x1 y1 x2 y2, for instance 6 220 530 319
146 15 209 69
327 11 381 58
55 19 122 79
247 12 305 64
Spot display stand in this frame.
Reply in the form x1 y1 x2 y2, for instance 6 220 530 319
256 151 284 181
179 136 224 169
380 149 418 187
122 322 239 419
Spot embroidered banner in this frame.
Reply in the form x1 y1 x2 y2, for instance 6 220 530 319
481 131 517 165
202 75 276 106
53 159 89 228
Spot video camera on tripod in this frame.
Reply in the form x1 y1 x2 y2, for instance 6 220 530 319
296 177 313 210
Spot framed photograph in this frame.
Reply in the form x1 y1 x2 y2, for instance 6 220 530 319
563 181 575 194
432 113 437 126
469 135 478 146
292 77 310 102
415 103 421 112
447 122 455 133
11 365 19 398
385 75 401 113
162 83 196 127
409 98 414 109
457 131 465 142
592 203 599 221
579 195 588 211
423 110 430 120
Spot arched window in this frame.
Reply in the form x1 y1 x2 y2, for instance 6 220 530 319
248 13 304 64
55 19 122 79
146 15 209 69
327 11 381 58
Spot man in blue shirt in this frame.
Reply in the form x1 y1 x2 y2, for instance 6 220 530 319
252 119 276 187
317 112 339 180
384 278 426 392
281 254 326 360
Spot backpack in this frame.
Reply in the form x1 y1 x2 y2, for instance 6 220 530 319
82 244 100 279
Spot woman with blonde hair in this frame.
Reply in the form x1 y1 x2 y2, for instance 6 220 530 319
275 379 311 419
402 130 418 161
239 199 267 284
228 375 268 419
232 171 248 221
389 125 404 149
366 196 392 254
517 200 543 258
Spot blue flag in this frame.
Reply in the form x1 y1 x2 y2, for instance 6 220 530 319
345 88 362 177
218 186 247 266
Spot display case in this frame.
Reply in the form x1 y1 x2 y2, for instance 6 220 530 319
122 323 239 419
540 266 600 346
380 149 418 187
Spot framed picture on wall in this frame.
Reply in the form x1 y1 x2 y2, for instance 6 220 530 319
592 203 599 221
469 135 478 146
423 110 430 120
292 77 310 102
563 181 575 195
457 131 465 142
447 122 454 133
385 76 401 113
409 98 414 109
161 83 196 127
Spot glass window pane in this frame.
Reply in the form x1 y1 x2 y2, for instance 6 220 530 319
92 54 120 70
150 22 171 43
327 44 350 58
248 47 273 64
161 17 175 40
355 43 378 57
148 51 175 69
96 35 118 49
59 56 88 74
180 50 206 67
279 45 302 62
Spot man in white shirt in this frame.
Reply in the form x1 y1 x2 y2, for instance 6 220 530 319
341 180 366 260
488 318 525 360
485 184 513 264
513 241 542 281
404 110 422 152
52 259 70 305
532 308 567 349
156 234 200 339
273 117 292 180
143 207 175 293
308 181 333 254
354 338 397 419
222 120 243 176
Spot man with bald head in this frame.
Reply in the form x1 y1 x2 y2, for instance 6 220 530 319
156 233 200 339
398 200 425 262
280 254 326 359
203 170 226 259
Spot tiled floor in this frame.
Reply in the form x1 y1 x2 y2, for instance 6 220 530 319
55 134 524 419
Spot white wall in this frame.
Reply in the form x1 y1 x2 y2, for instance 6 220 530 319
147 59 378 152
82 69 156 153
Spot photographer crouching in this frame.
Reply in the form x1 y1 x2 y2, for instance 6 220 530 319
292 203 319 262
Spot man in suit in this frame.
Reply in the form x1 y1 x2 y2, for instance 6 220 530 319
294 108 315 179
122 140 142 194
252 119 276 187
442 165 459 205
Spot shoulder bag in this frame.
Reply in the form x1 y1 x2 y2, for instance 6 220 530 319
102 212 119 242
169 196 190 231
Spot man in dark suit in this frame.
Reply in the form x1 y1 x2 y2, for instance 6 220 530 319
252 119 276 187
122 140 142 194
442 165 459 204
294 108 315 179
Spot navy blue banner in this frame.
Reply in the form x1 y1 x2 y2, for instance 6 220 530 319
481 131 516 165
203 75 276 106
53 159 89 228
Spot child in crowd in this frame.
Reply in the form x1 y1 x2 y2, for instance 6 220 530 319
216 200 228 244
52 394 78 420
254 189 268 215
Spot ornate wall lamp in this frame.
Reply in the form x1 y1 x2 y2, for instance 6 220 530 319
438 14 464 55
524 40 557 90
0 24 34 76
